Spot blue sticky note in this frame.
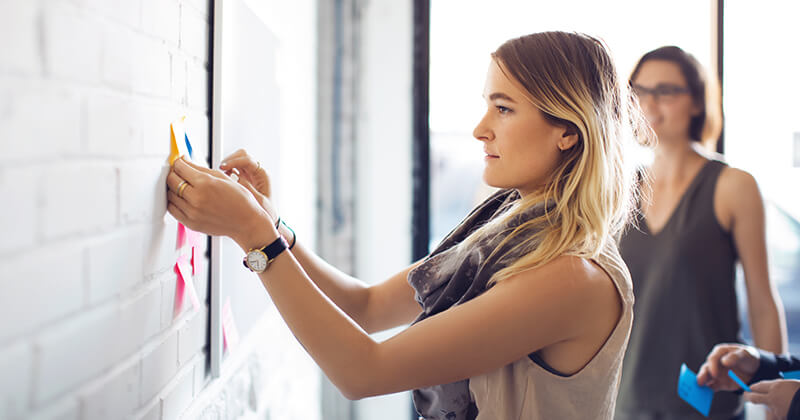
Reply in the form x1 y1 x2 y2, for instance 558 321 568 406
184 133 193 158
783 370 800 380
727 370 751 391
678 363 713 417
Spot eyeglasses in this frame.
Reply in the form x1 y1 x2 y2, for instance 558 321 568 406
631 83 691 102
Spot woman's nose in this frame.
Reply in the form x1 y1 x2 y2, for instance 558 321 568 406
473 114 492 142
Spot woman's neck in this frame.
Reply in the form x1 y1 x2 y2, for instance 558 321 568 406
651 139 704 183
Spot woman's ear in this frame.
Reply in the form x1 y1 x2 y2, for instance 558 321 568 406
691 101 703 117
557 127 580 151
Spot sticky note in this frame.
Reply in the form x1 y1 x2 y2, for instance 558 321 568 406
678 363 713 417
184 133 193 158
177 223 203 249
222 297 241 352
782 370 800 380
169 116 190 165
177 222 203 274
177 223 187 248
727 370 751 391
175 260 201 312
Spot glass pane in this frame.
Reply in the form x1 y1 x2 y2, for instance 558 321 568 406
725 0 800 352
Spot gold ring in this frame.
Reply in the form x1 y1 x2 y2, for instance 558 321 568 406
177 180 188 198
256 161 261 171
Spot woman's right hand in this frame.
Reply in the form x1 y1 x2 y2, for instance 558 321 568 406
219 149 277 219
697 343 761 391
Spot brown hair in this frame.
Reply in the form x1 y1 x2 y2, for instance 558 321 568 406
453 31 648 285
630 46 723 148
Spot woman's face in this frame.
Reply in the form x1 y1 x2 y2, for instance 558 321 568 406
631 59 699 143
473 60 574 197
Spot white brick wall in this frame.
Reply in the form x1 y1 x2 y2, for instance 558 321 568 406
0 0 321 419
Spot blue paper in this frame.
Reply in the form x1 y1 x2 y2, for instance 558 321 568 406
678 363 713 417
727 370 751 391
184 133 193 158
782 370 800 380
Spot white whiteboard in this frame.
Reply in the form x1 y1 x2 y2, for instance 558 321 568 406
210 0 281 377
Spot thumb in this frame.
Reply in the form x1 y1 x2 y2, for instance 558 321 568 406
177 156 214 174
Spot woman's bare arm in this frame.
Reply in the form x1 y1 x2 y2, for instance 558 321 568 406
716 167 787 354
284 229 423 334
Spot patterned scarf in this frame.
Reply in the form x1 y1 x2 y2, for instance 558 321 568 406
408 189 552 420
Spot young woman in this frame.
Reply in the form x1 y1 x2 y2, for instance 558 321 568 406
614 46 788 420
166 31 644 419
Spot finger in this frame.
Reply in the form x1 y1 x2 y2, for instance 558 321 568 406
220 154 258 173
167 201 189 225
167 190 194 215
697 365 712 385
750 380 778 393
167 173 197 205
173 157 210 184
721 349 750 369
705 350 725 379
743 391 769 405
220 148 249 167
167 171 190 191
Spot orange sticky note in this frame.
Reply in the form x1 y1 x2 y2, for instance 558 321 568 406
169 116 189 165
221 297 240 352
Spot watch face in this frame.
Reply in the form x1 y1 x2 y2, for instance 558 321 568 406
246 251 268 272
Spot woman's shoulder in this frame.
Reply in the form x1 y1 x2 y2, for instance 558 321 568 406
716 165 760 201
506 255 617 301
713 165 762 230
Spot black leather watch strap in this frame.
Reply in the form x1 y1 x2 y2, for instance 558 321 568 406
262 235 289 260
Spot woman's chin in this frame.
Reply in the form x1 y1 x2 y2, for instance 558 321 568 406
481 174 507 190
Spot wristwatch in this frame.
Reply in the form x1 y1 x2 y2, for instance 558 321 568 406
242 236 289 273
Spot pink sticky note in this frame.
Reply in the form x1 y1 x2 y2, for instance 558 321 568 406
177 223 187 248
173 266 186 316
175 261 201 312
221 298 240 352
177 244 192 262
188 227 203 249
177 224 203 274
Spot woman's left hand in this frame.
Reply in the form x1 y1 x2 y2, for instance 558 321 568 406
744 379 800 420
166 157 274 245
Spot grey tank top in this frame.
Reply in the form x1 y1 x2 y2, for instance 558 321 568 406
616 160 743 418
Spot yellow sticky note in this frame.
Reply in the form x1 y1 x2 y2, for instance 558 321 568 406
169 116 189 165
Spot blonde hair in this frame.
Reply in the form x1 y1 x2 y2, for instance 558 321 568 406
460 31 651 285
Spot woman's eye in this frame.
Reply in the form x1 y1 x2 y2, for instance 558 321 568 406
496 105 512 114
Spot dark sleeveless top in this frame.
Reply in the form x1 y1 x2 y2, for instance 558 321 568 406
616 160 743 418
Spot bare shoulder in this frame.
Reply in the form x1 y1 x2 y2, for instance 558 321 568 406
552 255 616 290
500 255 620 311
714 166 764 231
718 165 762 208
718 166 759 195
